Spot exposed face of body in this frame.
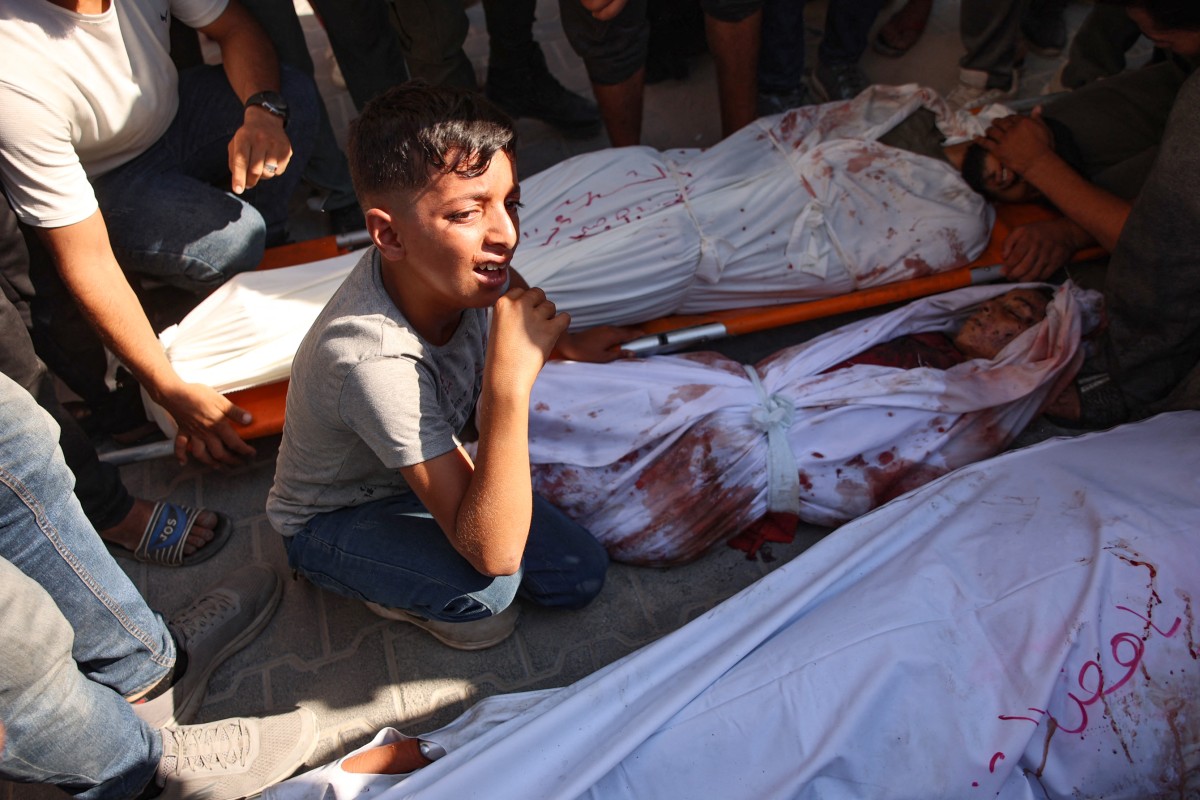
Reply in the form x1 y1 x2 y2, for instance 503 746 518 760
952 288 1052 360
375 150 521 343
960 143 1042 203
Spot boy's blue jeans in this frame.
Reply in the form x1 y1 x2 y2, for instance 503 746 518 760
0 375 171 800
285 492 609 620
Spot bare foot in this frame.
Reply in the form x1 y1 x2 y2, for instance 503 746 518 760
342 741 432 775
101 499 218 557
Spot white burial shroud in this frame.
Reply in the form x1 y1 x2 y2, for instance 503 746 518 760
527 282 1098 565
156 84 996 396
267 411 1200 800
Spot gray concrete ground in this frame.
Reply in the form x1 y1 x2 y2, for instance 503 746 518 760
5 1 1134 797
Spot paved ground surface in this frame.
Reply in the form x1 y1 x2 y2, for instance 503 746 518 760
6 1 1130 797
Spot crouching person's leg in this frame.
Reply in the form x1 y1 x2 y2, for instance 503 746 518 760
0 558 161 800
0 373 318 799
518 493 608 610
285 492 606 649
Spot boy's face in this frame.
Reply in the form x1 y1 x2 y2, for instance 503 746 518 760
386 150 521 319
952 288 1051 360
962 140 1041 203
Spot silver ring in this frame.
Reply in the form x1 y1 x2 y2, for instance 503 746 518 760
264 163 278 175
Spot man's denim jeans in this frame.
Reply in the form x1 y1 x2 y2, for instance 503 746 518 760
0 375 172 800
91 64 320 293
285 492 609 620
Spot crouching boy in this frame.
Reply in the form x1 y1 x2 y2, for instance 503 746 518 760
267 85 608 650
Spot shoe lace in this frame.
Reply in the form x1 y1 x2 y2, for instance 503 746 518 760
172 589 236 647
163 719 252 775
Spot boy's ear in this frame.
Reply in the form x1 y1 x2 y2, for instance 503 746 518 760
366 207 405 261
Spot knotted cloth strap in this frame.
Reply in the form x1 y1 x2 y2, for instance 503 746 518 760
663 159 731 284
743 364 800 515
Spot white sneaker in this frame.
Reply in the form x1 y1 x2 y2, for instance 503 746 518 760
158 708 319 800
946 68 1019 111
363 601 519 651
135 564 283 728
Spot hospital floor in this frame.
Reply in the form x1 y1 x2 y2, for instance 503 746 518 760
5 3 1118 797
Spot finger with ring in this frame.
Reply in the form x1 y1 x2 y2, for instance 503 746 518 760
264 162 278 175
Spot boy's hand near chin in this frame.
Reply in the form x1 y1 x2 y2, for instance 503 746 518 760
487 286 572 392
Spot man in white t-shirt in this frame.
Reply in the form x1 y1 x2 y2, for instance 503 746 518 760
0 0 318 465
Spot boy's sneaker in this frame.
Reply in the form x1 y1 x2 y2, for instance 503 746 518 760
157 708 319 800
946 68 1019 111
363 601 519 651
135 563 283 728
810 60 869 102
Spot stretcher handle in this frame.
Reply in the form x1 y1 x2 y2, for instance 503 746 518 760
621 265 1002 356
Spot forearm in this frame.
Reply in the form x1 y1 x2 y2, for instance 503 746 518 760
454 387 535 575
1019 157 1131 253
38 213 254 465
203 1 281 101
37 215 184 404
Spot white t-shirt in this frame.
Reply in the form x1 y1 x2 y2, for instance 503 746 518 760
0 0 227 227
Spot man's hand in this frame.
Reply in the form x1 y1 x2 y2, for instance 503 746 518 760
158 381 256 468
1001 218 1090 282
579 0 628 21
978 109 1056 177
555 325 644 363
487 287 571 391
229 107 293 195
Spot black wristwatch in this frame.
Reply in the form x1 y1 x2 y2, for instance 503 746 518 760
244 90 289 127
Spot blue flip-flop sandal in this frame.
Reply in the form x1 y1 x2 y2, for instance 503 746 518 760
106 501 232 567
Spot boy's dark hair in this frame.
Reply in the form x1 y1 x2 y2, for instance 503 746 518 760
348 82 517 207
1100 0 1200 30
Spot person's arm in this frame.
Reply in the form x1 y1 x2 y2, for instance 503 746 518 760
401 287 568 576
37 211 255 467
196 0 293 195
979 111 1131 253
507 267 641 362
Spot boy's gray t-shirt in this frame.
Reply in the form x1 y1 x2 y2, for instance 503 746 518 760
267 248 487 536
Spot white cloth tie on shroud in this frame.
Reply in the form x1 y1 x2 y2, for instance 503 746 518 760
267 411 1200 800
528 282 1101 565
155 84 998 398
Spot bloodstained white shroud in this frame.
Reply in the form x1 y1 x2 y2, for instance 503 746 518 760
526 282 1098 565
268 411 1200 800
153 85 997 399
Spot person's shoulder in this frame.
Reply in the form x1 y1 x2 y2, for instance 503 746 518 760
298 250 424 369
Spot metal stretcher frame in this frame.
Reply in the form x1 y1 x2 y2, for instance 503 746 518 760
102 204 1103 464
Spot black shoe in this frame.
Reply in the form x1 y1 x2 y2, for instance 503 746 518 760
810 60 869 103
485 46 602 138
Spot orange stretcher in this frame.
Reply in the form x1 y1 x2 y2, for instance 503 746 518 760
182 203 1107 445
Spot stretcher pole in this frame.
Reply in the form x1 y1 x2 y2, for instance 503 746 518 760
621 264 1003 356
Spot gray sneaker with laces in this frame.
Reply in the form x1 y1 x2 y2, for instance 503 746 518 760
135 563 283 728
363 600 519 651
157 708 319 800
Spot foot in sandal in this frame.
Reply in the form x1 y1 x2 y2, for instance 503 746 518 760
102 498 232 567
